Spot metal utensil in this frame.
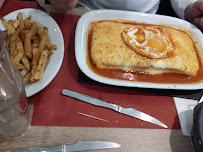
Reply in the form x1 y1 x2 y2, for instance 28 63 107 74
62 89 168 128
2 141 121 152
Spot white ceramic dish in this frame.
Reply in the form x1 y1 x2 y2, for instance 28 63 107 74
0 8 64 97
75 10 203 90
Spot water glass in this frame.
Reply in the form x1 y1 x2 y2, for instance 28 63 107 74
0 30 30 140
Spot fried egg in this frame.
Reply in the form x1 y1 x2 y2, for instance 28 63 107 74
121 26 174 59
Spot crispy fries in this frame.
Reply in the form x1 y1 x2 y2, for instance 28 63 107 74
24 15 32 30
30 48 41 82
24 72 31 85
13 51 24 63
38 27 48 52
1 12 57 85
2 18 15 36
34 50 49 80
21 69 28 77
24 37 32 59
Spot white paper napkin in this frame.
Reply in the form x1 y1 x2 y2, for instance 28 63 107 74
174 97 198 136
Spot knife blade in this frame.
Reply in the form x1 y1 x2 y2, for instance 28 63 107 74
2 141 121 152
62 89 168 128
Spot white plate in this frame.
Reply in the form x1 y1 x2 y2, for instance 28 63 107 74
75 10 203 90
0 8 64 97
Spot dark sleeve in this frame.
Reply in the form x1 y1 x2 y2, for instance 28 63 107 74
191 102 203 152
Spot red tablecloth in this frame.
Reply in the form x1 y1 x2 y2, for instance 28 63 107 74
0 0 180 129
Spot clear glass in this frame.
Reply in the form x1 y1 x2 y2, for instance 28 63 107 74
0 30 18 111
0 30 30 140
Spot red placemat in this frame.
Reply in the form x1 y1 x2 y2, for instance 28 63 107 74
0 0 42 17
0 0 180 129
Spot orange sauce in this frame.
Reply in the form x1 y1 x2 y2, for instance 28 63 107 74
86 20 203 84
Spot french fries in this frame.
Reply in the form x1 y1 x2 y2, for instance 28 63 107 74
38 27 48 53
2 18 15 36
1 12 57 85
34 50 49 80
30 48 41 82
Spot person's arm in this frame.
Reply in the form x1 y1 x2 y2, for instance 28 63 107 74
48 0 78 12
170 0 197 19
184 0 203 31
170 0 203 31
0 0 5 9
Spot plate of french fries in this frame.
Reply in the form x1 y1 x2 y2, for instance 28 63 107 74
0 8 64 97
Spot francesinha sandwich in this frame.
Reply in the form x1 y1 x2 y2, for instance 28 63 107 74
90 20 199 76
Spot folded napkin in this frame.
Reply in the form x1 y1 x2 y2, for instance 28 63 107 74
174 98 197 136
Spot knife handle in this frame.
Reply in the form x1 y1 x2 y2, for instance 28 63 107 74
62 89 118 111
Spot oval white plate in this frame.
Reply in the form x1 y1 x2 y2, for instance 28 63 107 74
0 8 64 97
75 10 203 90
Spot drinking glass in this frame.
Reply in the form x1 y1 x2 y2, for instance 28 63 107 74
0 30 31 140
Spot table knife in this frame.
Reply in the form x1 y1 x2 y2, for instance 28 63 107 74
1 141 121 152
62 89 167 128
